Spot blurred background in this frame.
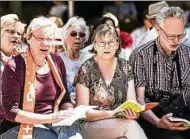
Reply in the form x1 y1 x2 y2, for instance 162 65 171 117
0 1 189 34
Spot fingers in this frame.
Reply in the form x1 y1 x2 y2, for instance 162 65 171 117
159 113 190 131
169 126 190 131
123 109 139 119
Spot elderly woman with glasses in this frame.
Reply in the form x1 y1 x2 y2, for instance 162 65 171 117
74 24 147 139
1 16 82 139
59 16 92 104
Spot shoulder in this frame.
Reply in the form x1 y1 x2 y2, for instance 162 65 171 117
80 57 94 69
58 52 67 60
6 54 25 72
178 42 190 57
132 39 155 56
80 51 94 61
117 57 127 66
50 53 66 67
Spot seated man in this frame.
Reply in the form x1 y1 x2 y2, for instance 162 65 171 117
129 6 190 139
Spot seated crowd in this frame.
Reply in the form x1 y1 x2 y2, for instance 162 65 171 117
0 2 190 139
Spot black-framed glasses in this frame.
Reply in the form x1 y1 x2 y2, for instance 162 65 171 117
158 26 186 41
32 34 53 42
70 31 86 38
95 40 118 48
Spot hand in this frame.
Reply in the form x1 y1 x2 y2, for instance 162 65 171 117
51 110 74 123
156 113 190 131
122 108 140 120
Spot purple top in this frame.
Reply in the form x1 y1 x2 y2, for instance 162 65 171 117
2 54 71 122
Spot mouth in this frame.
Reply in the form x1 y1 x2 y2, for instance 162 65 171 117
171 45 178 49
103 52 111 54
39 49 48 52
10 40 18 46
73 42 81 46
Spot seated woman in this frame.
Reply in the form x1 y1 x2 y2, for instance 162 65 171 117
1 16 81 139
75 24 147 139
0 14 26 134
59 16 92 104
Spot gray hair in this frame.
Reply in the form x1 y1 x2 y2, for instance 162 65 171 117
156 6 186 25
62 16 90 42
26 16 57 39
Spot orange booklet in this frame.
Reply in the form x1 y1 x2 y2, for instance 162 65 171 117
114 100 158 113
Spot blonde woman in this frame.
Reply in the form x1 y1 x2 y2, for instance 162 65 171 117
0 14 26 134
75 24 147 139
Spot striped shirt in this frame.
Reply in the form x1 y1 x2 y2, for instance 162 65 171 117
129 38 190 103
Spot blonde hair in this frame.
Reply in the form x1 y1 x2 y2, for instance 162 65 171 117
1 14 26 37
49 16 64 27
103 13 119 27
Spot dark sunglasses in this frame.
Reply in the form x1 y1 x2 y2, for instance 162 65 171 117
70 31 86 38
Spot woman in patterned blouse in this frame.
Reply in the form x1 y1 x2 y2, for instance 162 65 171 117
75 24 147 139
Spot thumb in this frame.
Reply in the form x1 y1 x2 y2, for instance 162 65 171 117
165 113 173 118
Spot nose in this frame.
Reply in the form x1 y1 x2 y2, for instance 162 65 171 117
41 40 51 47
173 37 181 45
12 32 20 39
104 42 110 49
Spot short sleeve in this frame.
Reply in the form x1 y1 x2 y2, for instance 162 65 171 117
74 63 90 88
129 51 147 87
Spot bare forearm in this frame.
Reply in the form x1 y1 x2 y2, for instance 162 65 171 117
15 110 55 124
137 95 159 126
86 109 113 121
141 111 159 126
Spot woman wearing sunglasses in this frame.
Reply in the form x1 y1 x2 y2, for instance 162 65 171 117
75 24 147 139
59 16 92 104
1 16 81 139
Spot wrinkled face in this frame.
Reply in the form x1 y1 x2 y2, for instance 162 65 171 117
94 32 119 60
159 17 185 53
64 26 86 51
1 24 21 56
27 27 53 59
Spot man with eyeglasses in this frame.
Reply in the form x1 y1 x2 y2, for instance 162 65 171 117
129 7 190 139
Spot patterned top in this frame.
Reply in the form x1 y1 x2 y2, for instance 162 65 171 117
75 57 133 110
129 38 190 103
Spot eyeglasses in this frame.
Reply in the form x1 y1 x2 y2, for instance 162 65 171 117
158 26 186 41
32 34 53 42
5 29 22 36
96 40 118 48
70 31 86 38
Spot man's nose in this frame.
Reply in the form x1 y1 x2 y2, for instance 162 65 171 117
173 37 181 45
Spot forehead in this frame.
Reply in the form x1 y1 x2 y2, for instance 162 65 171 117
3 23 16 30
32 27 55 37
95 31 116 41
68 26 84 32
161 17 185 33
